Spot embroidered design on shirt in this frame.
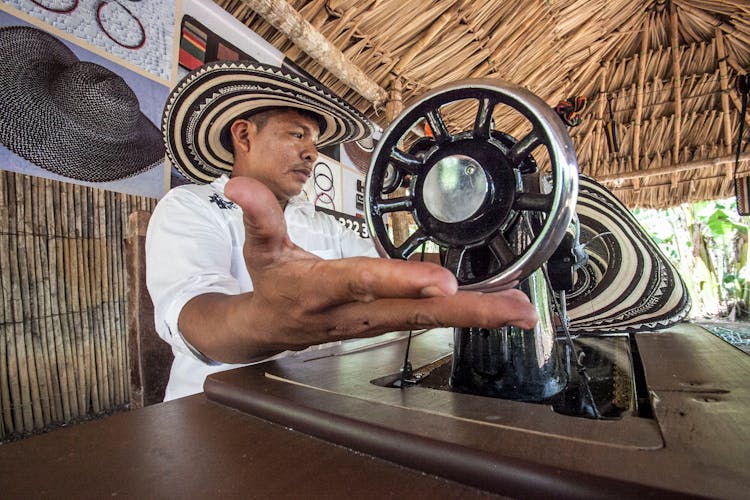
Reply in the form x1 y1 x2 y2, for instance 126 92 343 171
209 193 237 209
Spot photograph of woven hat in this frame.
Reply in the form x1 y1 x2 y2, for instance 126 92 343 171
0 25 165 183
342 136 376 175
162 60 373 184
566 175 691 333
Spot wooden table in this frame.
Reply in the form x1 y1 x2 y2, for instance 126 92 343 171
0 394 498 499
1 324 748 499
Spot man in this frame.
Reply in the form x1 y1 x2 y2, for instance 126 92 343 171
147 61 538 401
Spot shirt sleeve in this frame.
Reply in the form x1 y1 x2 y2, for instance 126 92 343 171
145 188 241 363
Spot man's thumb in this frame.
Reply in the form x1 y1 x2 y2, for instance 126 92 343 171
224 176 288 262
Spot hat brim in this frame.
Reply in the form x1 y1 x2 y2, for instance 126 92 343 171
566 175 691 333
162 61 372 184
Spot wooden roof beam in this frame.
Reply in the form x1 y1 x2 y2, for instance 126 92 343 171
239 0 388 107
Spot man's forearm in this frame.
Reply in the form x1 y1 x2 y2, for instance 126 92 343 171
178 292 284 364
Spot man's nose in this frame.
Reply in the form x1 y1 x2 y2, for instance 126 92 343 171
302 142 318 163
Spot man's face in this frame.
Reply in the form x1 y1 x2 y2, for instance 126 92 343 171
233 109 321 205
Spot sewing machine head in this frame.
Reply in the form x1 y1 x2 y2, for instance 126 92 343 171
365 80 690 418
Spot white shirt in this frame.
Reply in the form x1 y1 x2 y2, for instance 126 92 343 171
146 175 377 400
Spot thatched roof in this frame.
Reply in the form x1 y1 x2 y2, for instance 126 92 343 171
215 0 750 208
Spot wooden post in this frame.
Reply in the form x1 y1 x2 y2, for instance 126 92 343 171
126 211 173 408
384 78 413 248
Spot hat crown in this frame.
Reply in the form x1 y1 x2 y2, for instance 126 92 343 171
50 61 140 135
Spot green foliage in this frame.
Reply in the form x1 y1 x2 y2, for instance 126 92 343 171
634 198 749 319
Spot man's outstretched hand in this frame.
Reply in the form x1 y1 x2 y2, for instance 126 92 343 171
179 176 539 364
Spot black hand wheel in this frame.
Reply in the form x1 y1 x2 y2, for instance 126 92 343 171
365 79 579 291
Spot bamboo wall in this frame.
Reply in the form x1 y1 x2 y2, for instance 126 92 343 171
0 169 156 441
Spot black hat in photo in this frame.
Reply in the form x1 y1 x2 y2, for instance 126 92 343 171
162 60 373 184
0 26 164 182
566 175 691 333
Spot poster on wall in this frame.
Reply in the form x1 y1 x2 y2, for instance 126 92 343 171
0 2 173 199
0 0 376 215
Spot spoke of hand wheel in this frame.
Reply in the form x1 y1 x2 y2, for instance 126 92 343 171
395 229 428 260
488 234 516 265
425 109 451 144
473 96 494 139
513 192 553 212
375 196 413 215
389 148 423 175
442 247 465 278
508 130 542 165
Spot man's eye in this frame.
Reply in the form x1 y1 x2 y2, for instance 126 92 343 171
292 132 303 139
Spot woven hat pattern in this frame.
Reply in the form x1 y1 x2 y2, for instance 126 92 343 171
162 61 372 184
0 26 164 182
567 175 691 333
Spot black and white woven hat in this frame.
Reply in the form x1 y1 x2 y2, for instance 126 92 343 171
0 26 164 182
162 61 373 184
566 175 691 333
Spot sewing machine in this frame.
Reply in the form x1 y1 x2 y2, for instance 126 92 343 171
204 80 748 497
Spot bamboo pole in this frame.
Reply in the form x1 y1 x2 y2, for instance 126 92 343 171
47 178 72 422
598 152 750 182
6 174 29 432
670 4 683 163
715 29 734 150
29 175 51 427
611 171 742 192
239 0 388 107
62 184 84 418
632 11 650 191
113 192 126 405
21 174 44 429
0 171 12 437
106 191 122 405
92 188 111 409
80 187 101 414
96 191 110 410
592 63 609 177
114 192 127 406
35 178 61 424
72 184 94 415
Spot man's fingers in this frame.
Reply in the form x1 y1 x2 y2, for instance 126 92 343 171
326 288 540 338
301 257 459 306
224 176 293 265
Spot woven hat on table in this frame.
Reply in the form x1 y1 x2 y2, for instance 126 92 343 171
162 60 372 184
0 26 164 182
566 175 691 333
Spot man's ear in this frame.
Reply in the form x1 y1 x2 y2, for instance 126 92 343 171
230 119 255 154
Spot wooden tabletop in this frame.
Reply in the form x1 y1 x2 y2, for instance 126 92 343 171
1 324 747 499
0 394 498 499
204 324 750 499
